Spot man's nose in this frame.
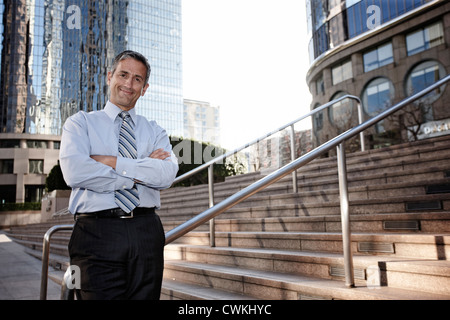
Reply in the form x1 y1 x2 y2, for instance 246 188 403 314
124 77 133 86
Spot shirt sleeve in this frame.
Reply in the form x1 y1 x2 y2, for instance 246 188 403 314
115 123 179 190
60 112 134 193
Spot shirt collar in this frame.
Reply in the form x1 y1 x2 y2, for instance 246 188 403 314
104 101 138 125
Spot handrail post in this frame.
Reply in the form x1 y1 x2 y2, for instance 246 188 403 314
208 164 216 247
40 228 52 300
336 143 354 288
40 224 73 300
289 124 298 193
357 101 365 152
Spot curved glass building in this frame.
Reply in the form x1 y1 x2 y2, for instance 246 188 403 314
0 0 183 136
306 0 449 152
0 0 183 204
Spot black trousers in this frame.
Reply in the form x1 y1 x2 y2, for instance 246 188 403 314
68 211 165 300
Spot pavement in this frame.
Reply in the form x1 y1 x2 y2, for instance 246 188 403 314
0 231 61 300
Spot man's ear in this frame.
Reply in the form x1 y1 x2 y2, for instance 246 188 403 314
141 83 150 96
107 71 112 86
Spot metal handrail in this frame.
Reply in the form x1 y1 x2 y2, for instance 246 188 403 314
40 224 74 300
164 74 450 282
173 94 364 185
40 74 449 299
173 94 363 246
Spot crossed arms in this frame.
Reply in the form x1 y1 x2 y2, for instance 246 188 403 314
60 111 178 193
90 148 170 170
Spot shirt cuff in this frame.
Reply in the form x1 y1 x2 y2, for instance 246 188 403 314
115 157 136 187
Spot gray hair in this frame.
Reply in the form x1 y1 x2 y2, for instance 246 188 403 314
111 50 151 84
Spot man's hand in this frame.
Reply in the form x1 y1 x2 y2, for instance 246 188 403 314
90 155 117 169
150 148 171 160
90 149 170 169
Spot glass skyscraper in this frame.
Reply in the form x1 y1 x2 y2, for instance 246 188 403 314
0 0 183 137
0 0 183 205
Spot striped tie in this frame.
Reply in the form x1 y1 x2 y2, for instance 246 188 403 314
115 111 140 213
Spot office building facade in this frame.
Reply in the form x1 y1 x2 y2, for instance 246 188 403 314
183 99 221 146
306 0 449 152
0 0 183 204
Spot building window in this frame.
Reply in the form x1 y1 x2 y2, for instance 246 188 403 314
29 160 44 174
0 159 14 174
315 75 324 95
0 140 20 148
405 60 446 112
363 43 393 72
313 103 323 132
406 21 444 56
362 77 395 117
332 60 353 85
27 140 47 149
329 92 354 129
0 185 16 204
25 185 44 203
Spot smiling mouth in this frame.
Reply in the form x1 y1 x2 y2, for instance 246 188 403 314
119 87 134 95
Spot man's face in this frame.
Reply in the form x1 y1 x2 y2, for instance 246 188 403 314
107 58 149 111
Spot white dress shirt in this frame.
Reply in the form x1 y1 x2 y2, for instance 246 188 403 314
60 101 178 214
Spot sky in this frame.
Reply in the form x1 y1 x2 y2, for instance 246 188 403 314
182 0 312 149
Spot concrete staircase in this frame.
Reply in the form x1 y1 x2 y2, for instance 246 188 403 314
5 135 450 300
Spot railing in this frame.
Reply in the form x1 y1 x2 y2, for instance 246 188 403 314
164 74 450 281
173 94 363 246
40 224 74 300
40 74 450 299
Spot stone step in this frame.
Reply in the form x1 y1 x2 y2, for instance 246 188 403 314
164 244 450 294
163 260 450 300
172 231 450 260
162 212 450 234
161 174 450 213
25 246 260 301
18 233 450 299
161 279 259 300
158 191 450 224
12 237 69 258
25 248 70 273
161 150 450 205
10 214 450 262
161 136 450 204
159 165 450 220
8 212 450 272
7 232 71 248
313 134 450 173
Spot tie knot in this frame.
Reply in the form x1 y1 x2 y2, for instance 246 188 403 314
119 111 130 119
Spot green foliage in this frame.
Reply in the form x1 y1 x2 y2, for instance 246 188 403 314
0 202 41 211
45 163 70 192
170 136 245 187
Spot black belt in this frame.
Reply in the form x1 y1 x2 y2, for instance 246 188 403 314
75 207 155 219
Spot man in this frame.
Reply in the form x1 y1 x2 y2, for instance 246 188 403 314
60 50 178 300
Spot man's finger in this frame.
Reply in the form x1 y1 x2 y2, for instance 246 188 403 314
150 149 171 160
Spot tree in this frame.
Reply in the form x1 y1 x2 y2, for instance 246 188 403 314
388 101 433 142
45 162 70 192
170 136 245 187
